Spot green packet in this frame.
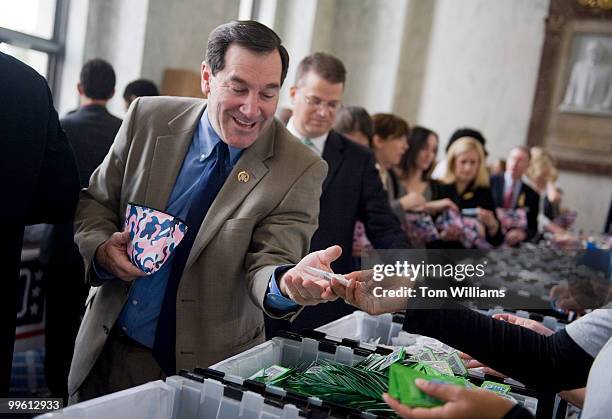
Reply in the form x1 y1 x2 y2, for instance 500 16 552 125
480 381 511 394
248 364 292 385
388 363 468 408
409 362 444 377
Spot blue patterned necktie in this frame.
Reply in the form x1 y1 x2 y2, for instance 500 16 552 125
153 140 231 375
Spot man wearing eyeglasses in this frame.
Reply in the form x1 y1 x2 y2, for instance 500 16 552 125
266 53 409 337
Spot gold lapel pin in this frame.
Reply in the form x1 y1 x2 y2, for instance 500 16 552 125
237 171 250 183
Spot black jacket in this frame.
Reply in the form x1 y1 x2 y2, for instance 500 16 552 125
0 52 80 394
42 104 121 262
266 131 408 334
61 104 122 188
310 130 408 273
490 174 539 241
40 104 121 397
431 181 503 246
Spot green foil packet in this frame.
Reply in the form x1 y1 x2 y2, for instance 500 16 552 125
388 363 467 408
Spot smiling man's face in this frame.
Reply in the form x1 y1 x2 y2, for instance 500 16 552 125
201 44 282 148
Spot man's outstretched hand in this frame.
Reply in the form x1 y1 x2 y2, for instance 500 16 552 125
279 245 342 306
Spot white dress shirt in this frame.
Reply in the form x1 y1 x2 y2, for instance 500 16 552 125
286 117 328 156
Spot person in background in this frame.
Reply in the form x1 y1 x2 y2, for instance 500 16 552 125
433 138 500 247
431 128 488 180
266 52 408 336
370 113 417 219
396 126 458 215
332 106 376 257
0 52 80 395
333 105 373 148
489 158 506 176
276 107 293 126
525 147 568 237
123 78 159 109
41 58 122 400
346 113 413 256
61 59 122 186
490 146 540 245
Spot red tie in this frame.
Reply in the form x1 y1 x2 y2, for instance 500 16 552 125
503 181 514 209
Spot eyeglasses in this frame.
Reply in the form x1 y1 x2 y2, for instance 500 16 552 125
300 92 342 112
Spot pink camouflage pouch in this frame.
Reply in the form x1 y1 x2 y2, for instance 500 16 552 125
124 203 188 275
495 208 527 234
403 212 440 247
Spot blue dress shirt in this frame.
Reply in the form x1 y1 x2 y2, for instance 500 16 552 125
108 109 297 348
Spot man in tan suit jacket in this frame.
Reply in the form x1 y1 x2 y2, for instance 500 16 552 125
68 21 339 402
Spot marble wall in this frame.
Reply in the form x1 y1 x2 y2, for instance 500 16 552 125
408 0 610 234
140 0 240 93
415 0 550 159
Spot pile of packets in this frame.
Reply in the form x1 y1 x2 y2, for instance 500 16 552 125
462 242 583 300
462 241 608 305
248 335 518 416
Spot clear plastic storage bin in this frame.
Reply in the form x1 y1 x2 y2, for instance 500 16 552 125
211 332 539 417
36 380 175 419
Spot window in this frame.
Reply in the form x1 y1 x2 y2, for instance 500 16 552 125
0 0 68 91
0 43 49 77
0 0 57 39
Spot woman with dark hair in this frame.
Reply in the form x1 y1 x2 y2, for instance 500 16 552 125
333 106 374 148
396 126 457 214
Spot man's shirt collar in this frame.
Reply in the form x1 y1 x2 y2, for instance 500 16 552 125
197 108 242 165
286 117 328 155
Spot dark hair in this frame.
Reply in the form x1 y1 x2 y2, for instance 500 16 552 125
333 106 373 145
123 79 159 101
511 145 531 160
398 126 439 181
295 52 346 85
372 113 410 140
205 20 290 85
446 127 487 156
80 59 116 100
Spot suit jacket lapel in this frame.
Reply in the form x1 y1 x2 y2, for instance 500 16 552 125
184 121 276 271
321 131 344 192
145 101 206 210
491 176 503 208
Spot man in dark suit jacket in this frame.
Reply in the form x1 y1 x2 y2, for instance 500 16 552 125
61 59 122 187
42 59 122 399
266 53 409 335
0 52 80 395
490 146 539 245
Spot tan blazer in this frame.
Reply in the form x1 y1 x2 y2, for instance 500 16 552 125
68 96 327 395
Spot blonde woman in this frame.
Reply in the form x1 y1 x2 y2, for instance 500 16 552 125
433 137 500 246
525 147 570 236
